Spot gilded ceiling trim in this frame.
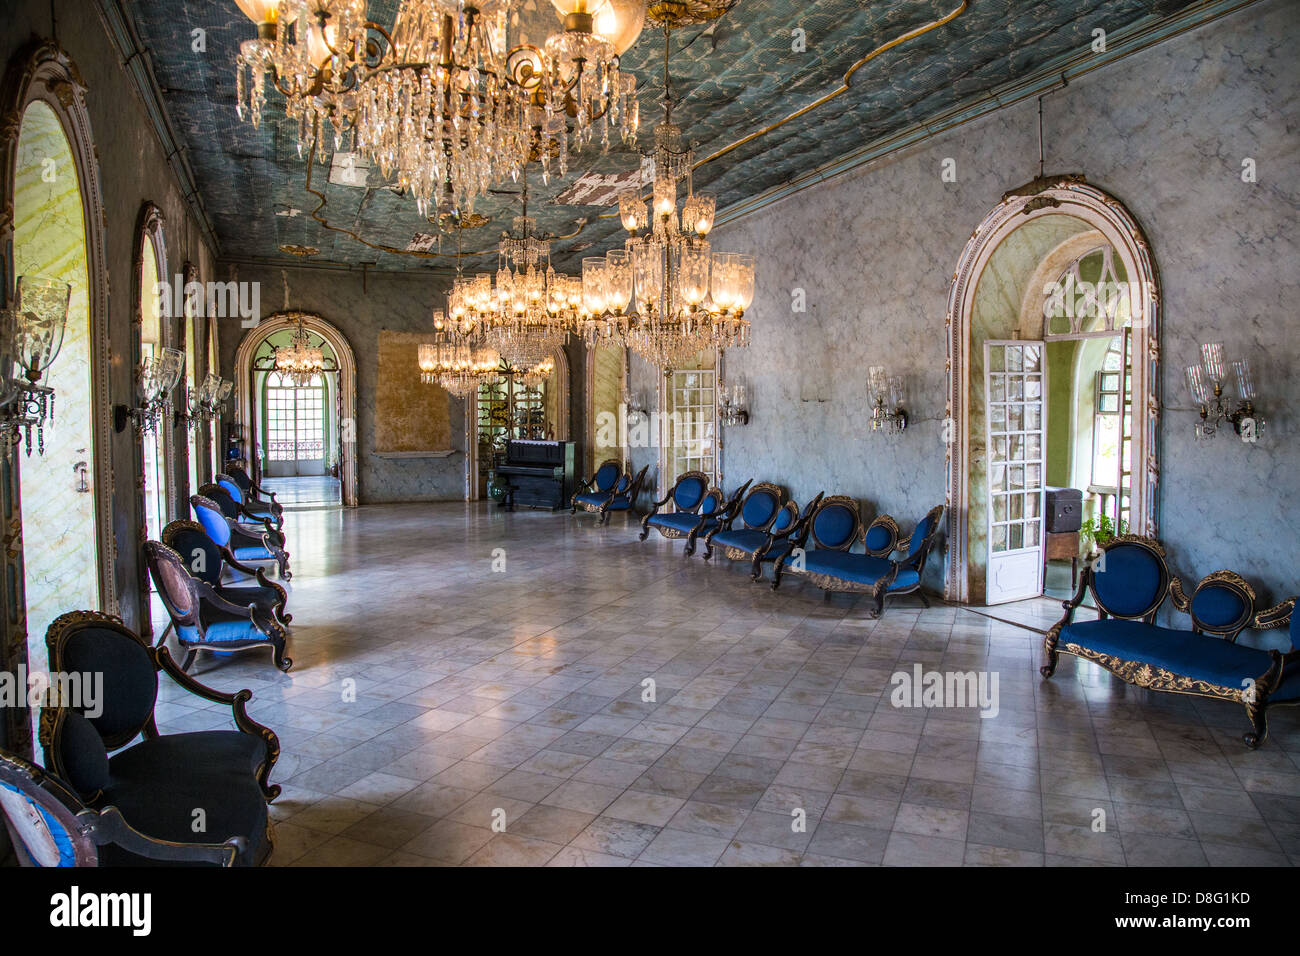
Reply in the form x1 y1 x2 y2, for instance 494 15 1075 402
694 0 969 170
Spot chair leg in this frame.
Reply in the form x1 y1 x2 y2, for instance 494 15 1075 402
750 555 763 581
918 589 931 608
155 620 174 648
181 649 198 672
272 637 293 673
1243 699 1269 749
1040 625 1061 679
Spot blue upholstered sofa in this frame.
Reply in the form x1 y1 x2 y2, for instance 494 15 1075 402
703 485 824 581
772 501 943 617
1042 535 1299 749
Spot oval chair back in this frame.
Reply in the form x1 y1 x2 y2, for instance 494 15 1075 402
44 611 159 751
671 471 710 513
592 460 621 493
192 495 233 548
199 484 242 521
863 515 901 557
162 520 223 587
1188 572 1256 641
808 496 862 551
698 489 725 519
143 541 204 639
0 750 95 866
770 501 798 535
225 463 254 495
1090 535 1171 621
738 483 784 531
216 474 244 503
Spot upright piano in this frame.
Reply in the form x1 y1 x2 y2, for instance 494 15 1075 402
496 440 575 511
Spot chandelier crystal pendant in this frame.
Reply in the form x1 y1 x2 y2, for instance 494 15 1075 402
235 0 643 214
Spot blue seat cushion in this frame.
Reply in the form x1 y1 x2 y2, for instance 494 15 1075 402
802 550 919 591
606 495 633 511
233 545 275 561
574 491 611 507
178 608 269 645
1060 619 1273 692
712 528 770 555
648 512 706 533
98 731 269 866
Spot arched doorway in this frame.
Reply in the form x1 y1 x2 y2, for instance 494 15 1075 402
945 176 1161 604
234 311 358 507
0 40 114 756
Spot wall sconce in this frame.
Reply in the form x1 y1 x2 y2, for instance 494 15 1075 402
0 274 70 457
177 373 234 433
719 381 749 426
623 389 647 428
1186 343 1262 442
115 347 184 435
868 365 907 435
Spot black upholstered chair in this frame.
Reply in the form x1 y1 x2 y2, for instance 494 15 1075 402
192 493 291 580
200 482 286 545
216 472 283 529
224 463 283 521
31 610 281 864
571 458 624 516
144 540 292 673
161 519 290 627
0 748 251 866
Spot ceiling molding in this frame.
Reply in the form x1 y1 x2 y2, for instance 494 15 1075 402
712 0 1263 230
91 0 221 257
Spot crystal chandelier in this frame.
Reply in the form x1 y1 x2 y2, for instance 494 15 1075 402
582 22 752 372
234 0 642 214
444 173 582 368
273 317 327 385
418 336 502 398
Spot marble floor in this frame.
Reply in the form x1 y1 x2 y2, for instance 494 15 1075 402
261 475 342 508
148 502 1300 867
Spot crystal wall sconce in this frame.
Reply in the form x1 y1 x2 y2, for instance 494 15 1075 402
623 389 648 428
867 365 908 435
0 275 70 457
115 347 184 435
719 381 749 426
178 373 234 433
1185 343 1262 442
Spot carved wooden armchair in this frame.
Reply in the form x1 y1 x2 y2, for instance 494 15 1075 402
24 610 282 864
161 519 290 629
144 540 292 673
571 458 624 516
192 493 291 580
595 465 650 525
216 472 283 530
225 463 283 521
200 482 286 544
702 481 786 567
641 474 751 556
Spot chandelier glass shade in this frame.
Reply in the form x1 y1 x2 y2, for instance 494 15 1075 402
235 0 642 213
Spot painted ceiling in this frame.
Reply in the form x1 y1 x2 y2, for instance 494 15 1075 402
128 0 1199 273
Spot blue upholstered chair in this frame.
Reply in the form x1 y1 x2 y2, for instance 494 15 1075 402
200 482 287 544
161 519 291 628
571 458 624 515
598 464 650 525
144 541 293 673
640 471 720 545
217 473 283 529
24 610 281 864
192 493 290 580
1 748 251 866
775 503 943 618
224 463 283 522
702 481 787 575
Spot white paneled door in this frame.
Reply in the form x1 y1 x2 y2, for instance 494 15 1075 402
985 340 1047 604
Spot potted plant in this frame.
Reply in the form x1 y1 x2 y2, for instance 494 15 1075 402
1080 513 1128 559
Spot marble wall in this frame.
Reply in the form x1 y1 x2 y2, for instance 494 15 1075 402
702 0 1299 642
2 0 219 653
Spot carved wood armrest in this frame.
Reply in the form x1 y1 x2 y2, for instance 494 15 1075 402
85 807 243 866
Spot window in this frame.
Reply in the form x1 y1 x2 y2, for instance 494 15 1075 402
668 369 715 482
